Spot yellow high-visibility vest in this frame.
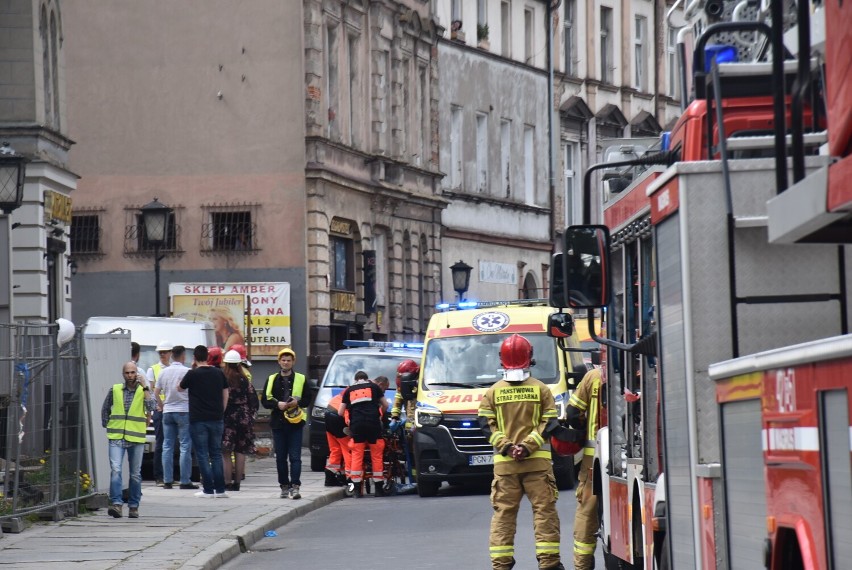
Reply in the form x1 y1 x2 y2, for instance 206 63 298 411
107 384 147 443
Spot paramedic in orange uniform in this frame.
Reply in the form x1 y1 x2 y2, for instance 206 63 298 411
338 370 389 498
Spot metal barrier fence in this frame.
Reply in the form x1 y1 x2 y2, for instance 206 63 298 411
1 323 95 527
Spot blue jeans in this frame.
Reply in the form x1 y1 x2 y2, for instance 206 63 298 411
152 410 164 481
189 420 225 494
108 441 144 507
272 427 303 487
162 412 192 484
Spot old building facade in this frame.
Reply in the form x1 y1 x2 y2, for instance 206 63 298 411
60 1 445 380
1 0 76 325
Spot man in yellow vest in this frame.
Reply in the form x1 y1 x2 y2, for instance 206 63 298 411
568 367 602 570
101 361 156 519
478 334 564 570
146 340 172 485
261 347 307 499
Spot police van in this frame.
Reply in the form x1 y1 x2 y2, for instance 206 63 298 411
307 340 423 472
408 300 587 497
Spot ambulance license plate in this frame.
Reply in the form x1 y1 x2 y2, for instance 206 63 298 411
469 454 493 466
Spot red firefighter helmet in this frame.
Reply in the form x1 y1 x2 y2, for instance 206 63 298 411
500 334 533 370
551 437 583 457
396 359 420 390
207 346 224 367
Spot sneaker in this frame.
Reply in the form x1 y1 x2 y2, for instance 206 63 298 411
108 504 122 518
162 483 173 489
280 486 288 499
194 491 215 498
155 480 164 487
290 485 301 500
214 491 230 498
179 483 199 490
229 482 240 492
128 507 139 519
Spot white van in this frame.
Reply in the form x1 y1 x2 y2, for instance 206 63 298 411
84 316 216 372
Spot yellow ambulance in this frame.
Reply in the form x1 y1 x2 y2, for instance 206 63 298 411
409 299 587 497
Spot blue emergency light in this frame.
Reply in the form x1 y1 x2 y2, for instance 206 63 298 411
342 340 424 350
461 421 473 428
704 44 737 72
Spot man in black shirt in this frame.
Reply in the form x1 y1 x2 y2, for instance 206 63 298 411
338 371 389 497
179 345 229 498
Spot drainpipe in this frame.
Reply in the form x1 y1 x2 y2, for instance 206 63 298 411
547 1 561 244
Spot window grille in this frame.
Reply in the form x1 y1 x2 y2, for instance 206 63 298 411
330 235 355 291
70 211 104 256
200 203 259 254
123 204 182 255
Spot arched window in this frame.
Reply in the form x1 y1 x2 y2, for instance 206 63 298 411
522 272 538 299
50 11 60 130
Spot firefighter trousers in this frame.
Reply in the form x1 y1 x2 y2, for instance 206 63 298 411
325 432 351 477
349 438 385 483
573 454 598 570
490 469 561 570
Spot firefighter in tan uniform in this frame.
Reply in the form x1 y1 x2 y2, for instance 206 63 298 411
478 334 564 570
568 367 602 569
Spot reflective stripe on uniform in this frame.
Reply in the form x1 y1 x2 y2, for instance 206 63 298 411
489 431 506 446
494 449 551 463
530 431 545 447
536 542 560 555
568 393 588 411
574 539 596 555
489 545 514 558
478 409 496 417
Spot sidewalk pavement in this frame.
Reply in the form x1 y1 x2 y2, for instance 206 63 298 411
0 449 344 569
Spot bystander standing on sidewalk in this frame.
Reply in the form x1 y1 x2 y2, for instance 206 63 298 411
222 349 259 492
154 345 197 490
101 361 156 519
146 340 172 485
179 345 229 498
261 347 307 500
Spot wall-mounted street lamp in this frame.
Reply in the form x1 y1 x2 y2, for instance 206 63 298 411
450 259 473 301
140 197 172 317
0 142 27 214
67 258 78 276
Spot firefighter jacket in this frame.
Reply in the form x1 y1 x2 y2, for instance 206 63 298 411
106 383 148 443
478 376 557 475
567 369 601 456
261 371 307 430
390 390 416 424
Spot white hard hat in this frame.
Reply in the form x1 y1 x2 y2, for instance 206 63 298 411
223 349 242 364
155 340 174 352
56 318 76 347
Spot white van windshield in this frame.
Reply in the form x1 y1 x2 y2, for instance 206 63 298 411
423 333 559 389
322 353 415 388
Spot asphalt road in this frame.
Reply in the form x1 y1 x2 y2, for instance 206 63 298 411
222 481 606 569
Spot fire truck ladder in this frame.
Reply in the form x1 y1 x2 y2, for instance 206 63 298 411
699 22 848 357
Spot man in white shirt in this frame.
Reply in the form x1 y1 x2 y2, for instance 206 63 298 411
154 345 197 489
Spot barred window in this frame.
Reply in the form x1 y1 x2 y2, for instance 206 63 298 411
330 235 354 291
201 203 259 253
124 205 182 255
70 212 103 256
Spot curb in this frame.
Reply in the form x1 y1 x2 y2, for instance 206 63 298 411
185 487 347 569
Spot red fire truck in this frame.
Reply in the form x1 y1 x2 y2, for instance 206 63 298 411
550 0 852 568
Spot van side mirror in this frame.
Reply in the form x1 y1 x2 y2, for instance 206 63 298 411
558 225 611 309
590 350 601 366
399 372 418 401
547 312 574 338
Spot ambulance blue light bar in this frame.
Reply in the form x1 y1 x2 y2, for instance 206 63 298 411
342 340 424 350
435 298 551 312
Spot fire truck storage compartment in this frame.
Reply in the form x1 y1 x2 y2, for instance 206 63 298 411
656 212 698 569
822 390 852 565
721 399 767 570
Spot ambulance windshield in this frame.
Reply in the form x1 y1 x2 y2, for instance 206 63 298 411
423 333 559 388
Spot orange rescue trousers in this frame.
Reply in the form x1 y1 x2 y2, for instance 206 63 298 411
325 432 351 477
348 437 385 484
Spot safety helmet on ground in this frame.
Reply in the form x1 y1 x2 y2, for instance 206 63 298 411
230 343 251 366
500 334 533 370
156 340 174 352
395 359 420 390
277 347 296 361
207 346 224 367
223 349 242 364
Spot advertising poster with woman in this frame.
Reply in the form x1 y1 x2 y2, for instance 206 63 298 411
171 294 247 352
